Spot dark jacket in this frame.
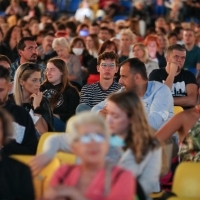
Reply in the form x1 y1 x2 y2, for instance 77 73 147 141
0 153 35 199
9 94 54 132
0 42 19 63
41 82 80 123
1 99 38 155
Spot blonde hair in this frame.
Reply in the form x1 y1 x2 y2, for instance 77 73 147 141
52 37 70 51
133 43 149 63
120 28 135 42
66 112 109 145
108 91 159 163
13 62 41 106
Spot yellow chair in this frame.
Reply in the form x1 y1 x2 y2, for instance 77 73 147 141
10 155 60 199
168 162 200 200
37 132 61 154
37 132 77 165
174 106 183 115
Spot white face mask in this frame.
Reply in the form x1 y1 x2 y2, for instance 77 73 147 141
72 48 84 56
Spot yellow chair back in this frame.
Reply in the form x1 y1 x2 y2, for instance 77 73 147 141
37 132 61 154
10 155 60 199
174 106 183 115
171 162 200 199
37 132 77 165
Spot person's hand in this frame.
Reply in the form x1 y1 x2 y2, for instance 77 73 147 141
43 186 87 200
99 106 108 117
169 62 179 75
30 92 43 110
30 154 51 176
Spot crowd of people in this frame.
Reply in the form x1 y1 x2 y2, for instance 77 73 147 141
0 0 200 199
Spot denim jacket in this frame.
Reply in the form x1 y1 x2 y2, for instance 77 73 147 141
10 60 46 82
92 81 174 130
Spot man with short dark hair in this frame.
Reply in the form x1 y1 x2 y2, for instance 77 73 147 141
0 65 38 155
182 29 200 71
98 27 112 43
37 33 57 64
76 51 121 112
93 58 173 130
10 37 45 81
149 44 198 109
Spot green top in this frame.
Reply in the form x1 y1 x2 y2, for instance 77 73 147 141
179 118 200 161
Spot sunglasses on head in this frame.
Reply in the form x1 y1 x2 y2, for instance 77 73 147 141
19 63 39 77
76 132 106 144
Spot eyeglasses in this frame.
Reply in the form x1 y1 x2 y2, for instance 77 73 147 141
100 63 116 69
76 133 106 144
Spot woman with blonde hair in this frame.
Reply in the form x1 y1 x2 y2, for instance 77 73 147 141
52 37 82 90
119 28 136 63
12 62 54 135
44 112 135 200
133 43 159 77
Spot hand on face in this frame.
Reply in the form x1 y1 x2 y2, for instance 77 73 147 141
30 91 43 109
168 62 179 75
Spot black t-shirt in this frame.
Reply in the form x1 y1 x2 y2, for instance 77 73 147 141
40 82 80 123
0 154 34 200
149 68 197 97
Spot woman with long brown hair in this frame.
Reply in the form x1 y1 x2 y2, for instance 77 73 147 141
41 58 80 132
106 91 161 199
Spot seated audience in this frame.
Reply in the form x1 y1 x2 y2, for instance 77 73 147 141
52 37 82 90
13 62 54 134
43 112 135 200
0 66 38 155
77 51 121 112
85 34 100 58
93 58 174 130
182 29 200 72
107 91 161 198
119 28 135 63
0 25 22 62
149 44 198 109
133 43 159 77
10 37 45 81
37 33 57 65
41 58 80 132
87 40 118 84
0 108 34 199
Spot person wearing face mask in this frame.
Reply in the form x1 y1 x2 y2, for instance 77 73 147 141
70 37 94 85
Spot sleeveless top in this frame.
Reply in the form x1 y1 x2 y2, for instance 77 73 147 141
179 118 200 161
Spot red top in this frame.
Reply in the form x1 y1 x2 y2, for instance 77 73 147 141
50 165 135 200
99 0 119 9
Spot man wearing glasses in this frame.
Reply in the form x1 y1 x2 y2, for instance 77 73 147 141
76 51 121 113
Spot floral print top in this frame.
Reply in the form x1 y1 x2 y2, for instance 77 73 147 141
179 118 200 162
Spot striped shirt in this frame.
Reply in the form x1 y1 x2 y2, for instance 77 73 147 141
80 81 121 108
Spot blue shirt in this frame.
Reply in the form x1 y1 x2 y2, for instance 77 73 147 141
92 81 174 130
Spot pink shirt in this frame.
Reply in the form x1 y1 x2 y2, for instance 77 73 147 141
50 165 135 200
